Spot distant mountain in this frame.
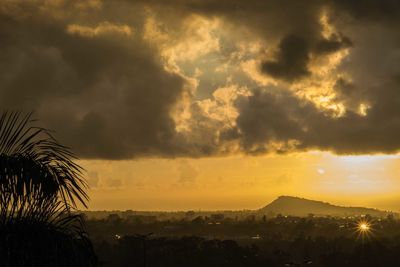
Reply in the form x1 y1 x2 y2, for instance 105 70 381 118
259 196 392 217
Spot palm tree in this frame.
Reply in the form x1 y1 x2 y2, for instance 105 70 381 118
0 111 97 267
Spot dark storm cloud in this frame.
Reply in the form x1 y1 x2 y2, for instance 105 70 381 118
260 32 352 82
233 75 400 155
2 0 400 158
314 34 353 55
143 0 352 83
332 78 365 112
235 90 307 153
329 0 400 22
259 29 353 82
160 0 400 155
261 34 310 82
0 1 187 159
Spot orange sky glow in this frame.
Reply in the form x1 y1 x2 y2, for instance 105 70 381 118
81 152 400 211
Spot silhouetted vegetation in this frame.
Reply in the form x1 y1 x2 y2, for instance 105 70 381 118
0 112 96 267
93 234 400 267
86 213 400 267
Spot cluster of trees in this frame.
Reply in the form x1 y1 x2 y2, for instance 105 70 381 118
86 213 400 241
85 212 400 266
93 234 400 267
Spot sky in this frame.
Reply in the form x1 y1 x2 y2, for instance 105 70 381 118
2 0 400 211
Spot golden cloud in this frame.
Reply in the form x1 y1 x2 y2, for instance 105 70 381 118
66 22 133 38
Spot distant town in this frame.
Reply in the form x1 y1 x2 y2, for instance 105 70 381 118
83 196 399 242
83 197 400 266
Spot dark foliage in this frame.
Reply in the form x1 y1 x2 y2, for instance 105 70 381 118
87 214 400 267
93 234 400 267
0 216 96 267
0 111 96 267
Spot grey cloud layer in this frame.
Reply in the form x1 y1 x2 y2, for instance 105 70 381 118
148 0 400 155
235 82 400 155
0 2 187 158
1 0 400 158
261 33 352 82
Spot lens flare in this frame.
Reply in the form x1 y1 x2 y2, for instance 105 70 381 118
358 222 370 232
354 220 373 241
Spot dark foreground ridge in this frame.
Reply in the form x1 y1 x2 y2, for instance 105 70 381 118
259 195 391 217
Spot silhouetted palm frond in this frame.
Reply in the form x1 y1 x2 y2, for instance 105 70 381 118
0 111 97 266
0 111 88 220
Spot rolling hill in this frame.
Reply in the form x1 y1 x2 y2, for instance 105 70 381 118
258 196 392 217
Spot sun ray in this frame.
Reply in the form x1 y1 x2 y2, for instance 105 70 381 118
354 219 374 242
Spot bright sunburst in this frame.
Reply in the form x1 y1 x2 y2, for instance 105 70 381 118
358 222 370 232
355 220 373 241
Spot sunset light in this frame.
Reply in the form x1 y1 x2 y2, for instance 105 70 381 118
2 0 400 266
358 221 371 233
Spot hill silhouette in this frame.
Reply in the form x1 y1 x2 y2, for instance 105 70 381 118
259 196 392 217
